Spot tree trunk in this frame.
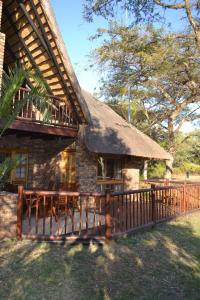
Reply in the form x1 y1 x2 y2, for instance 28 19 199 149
165 118 175 179
195 28 200 54
165 157 174 179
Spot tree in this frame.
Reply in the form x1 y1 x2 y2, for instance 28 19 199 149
0 66 50 189
83 0 200 52
90 26 200 176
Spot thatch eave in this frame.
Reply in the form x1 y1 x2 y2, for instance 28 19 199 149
82 90 172 161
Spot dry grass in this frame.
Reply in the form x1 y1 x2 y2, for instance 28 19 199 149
1 212 200 300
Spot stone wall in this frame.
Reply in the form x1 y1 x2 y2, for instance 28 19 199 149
0 192 17 239
76 127 98 193
0 133 143 192
0 31 5 93
123 157 143 190
0 135 75 189
0 0 5 92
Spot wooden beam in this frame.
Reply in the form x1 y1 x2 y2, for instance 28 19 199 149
19 2 52 58
28 0 82 123
9 120 78 137
4 6 52 94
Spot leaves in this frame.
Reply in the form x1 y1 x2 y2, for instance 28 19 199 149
0 157 20 190
90 25 200 153
0 65 50 188
0 65 51 136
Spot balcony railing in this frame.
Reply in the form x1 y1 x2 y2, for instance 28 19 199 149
13 88 78 129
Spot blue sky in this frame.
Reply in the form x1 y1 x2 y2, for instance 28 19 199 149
51 0 108 94
50 1 194 132
50 1 187 94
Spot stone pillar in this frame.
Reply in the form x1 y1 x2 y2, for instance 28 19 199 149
0 1 5 93
123 157 142 190
143 160 148 180
76 126 98 193
0 192 18 239
0 32 5 91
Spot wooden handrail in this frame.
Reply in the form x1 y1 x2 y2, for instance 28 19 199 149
13 87 78 129
23 190 105 197
17 183 200 242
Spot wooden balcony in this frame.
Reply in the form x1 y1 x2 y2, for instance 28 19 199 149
9 88 79 137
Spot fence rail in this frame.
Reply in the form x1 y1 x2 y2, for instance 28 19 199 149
17 183 200 241
13 87 78 129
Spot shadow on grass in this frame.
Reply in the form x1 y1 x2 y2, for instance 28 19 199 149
1 212 200 300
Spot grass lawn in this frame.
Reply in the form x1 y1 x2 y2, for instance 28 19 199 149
1 212 200 300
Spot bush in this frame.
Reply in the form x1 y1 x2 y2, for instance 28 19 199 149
148 161 166 179
173 162 200 175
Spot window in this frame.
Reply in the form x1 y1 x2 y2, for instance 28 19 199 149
97 157 123 180
97 157 124 192
0 152 11 164
15 153 28 180
0 149 28 185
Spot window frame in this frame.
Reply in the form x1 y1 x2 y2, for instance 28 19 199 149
0 148 29 186
97 156 125 192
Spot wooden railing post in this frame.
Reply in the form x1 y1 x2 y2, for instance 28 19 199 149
16 185 24 240
165 179 170 186
105 190 111 241
151 184 156 225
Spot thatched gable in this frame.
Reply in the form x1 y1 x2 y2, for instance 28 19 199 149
2 0 89 123
82 90 171 160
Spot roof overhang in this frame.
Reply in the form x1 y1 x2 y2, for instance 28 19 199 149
1 0 89 124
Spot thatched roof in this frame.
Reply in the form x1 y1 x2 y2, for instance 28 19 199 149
2 0 89 123
82 90 171 160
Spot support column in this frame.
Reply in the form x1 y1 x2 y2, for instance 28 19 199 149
143 160 148 180
0 0 5 94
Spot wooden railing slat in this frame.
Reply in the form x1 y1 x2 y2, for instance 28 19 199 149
17 183 200 241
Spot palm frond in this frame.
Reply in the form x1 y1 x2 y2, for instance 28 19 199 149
0 157 20 190
0 65 52 136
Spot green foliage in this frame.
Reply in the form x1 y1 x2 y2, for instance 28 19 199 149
173 130 200 175
0 65 50 136
0 157 20 190
83 0 200 53
0 65 50 189
148 161 166 179
174 162 200 175
90 25 200 154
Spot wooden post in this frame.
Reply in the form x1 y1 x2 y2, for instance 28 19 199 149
16 185 24 240
165 179 170 186
151 184 156 225
105 190 111 241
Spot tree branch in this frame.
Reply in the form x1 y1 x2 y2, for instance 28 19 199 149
154 0 185 9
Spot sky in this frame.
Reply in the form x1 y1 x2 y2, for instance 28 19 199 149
50 1 187 94
51 0 108 94
50 1 195 133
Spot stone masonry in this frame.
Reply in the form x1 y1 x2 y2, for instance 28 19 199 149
0 192 17 239
0 0 5 93
0 135 75 189
76 127 98 193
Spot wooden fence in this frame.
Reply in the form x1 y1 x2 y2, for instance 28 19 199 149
16 183 200 241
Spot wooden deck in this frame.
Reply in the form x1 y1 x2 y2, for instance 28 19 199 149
22 210 105 238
